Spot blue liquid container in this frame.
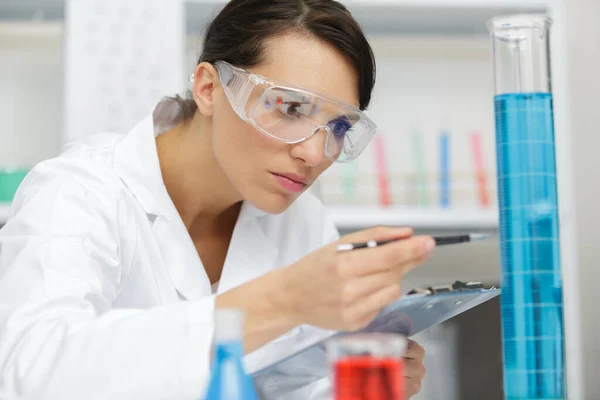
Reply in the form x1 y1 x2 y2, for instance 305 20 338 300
488 15 567 400
494 92 565 399
204 309 259 400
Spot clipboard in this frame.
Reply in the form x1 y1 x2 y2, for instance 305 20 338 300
252 281 500 378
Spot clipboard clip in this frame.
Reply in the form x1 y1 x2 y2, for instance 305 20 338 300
408 280 486 296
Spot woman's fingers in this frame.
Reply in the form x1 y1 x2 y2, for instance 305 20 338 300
340 235 435 277
404 340 427 398
346 284 403 329
405 339 426 361
405 376 423 399
342 268 409 304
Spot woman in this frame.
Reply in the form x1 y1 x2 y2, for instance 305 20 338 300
0 1 432 399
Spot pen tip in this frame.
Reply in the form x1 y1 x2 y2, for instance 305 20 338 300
469 233 491 241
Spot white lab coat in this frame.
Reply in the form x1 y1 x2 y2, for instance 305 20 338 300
0 103 339 400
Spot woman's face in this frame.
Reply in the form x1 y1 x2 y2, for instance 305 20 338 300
210 34 360 214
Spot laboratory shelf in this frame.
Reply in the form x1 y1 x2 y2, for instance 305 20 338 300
0 201 498 231
0 0 63 21
336 0 548 35
2 0 550 36
326 205 498 231
186 0 549 36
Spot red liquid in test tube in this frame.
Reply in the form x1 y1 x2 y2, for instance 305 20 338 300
334 356 405 400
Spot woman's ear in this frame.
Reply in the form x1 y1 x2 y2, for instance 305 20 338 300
192 62 218 117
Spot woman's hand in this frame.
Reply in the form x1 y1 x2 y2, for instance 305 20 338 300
282 226 436 331
216 226 434 355
404 339 427 398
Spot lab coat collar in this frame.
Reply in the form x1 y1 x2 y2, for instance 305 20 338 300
113 104 276 301
113 114 170 219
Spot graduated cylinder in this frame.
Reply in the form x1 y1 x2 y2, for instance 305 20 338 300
488 14 566 400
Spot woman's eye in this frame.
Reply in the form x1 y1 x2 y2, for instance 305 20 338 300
330 119 351 137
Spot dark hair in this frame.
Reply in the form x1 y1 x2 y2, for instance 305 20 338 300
176 0 376 118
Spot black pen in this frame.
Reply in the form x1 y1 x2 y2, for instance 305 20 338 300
336 233 491 252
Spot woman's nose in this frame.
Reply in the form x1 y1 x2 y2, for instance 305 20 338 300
289 126 329 167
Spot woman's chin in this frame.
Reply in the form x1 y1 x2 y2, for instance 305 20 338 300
250 192 298 215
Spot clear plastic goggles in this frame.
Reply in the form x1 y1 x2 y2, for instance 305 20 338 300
208 61 377 162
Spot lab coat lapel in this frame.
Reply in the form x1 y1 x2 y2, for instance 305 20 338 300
113 114 211 301
152 215 212 300
218 202 278 293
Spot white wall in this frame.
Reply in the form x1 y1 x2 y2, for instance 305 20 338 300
565 0 600 397
0 23 63 168
63 0 185 142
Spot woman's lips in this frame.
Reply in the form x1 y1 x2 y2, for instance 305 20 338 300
271 173 307 193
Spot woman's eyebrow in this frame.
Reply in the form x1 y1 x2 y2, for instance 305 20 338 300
327 114 358 125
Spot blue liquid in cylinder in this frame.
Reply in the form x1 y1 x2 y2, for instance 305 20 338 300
494 93 566 400
204 341 259 400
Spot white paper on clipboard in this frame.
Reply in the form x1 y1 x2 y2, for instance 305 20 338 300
251 287 500 382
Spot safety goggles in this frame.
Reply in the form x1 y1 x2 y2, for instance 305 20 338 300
207 61 377 162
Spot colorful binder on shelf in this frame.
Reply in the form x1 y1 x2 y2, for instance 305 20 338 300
470 132 490 208
373 134 392 207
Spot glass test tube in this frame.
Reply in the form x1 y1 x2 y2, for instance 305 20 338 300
327 333 407 400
